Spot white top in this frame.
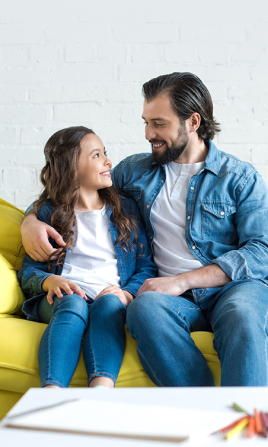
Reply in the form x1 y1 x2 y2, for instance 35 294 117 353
151 161 204 277
61 206 120 299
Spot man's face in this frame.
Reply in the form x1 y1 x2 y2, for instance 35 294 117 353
142 94 189 165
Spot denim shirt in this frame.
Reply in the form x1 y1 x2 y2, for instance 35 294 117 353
18 197 157 321
112 141 268 284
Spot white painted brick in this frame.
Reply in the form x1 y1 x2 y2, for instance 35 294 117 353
44 24 112 45
51 63 115 82
96 124 145 145
0 105 51 125
198 45 230 64
2 167 37 189
251 146 268 164
180 25 246 43
227 83 268 105
120 106 142 123
53 103 121 125
205 82 226 102
0 189 15 203
165 43 198 64
219 144 252 163
113 24 176 43
98 45 127 63
132 45 163 63
0 24 43 44
230 44 266 62
30 84 96 104
15 189 41 209
218 125 268 145
215 105 254 124
251 164 268 187
0 128 18 145
250 66 268 83
0 66 49 83
120 84 143 102
21 128 63 145
65 45 95 63
253 106 268 123
30 45 60 64
0 85 28 103
0 46 29 65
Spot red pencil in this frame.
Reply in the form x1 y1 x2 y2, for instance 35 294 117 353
219 415 248 433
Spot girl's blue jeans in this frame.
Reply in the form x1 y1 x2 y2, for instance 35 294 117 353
126 279 268 387
37 293 126 388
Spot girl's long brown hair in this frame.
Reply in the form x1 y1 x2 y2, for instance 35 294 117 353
34 126 143 271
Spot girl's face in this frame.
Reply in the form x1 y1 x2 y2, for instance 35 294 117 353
78 133 112 192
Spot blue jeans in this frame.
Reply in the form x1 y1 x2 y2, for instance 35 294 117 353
37 293 126 388
126 279 268 386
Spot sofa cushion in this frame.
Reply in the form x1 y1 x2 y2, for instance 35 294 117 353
0 317 220 395
0 254 25 316
0 198 25 270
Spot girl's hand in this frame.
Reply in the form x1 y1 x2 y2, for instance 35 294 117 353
42 275 87 305
96 286 134 307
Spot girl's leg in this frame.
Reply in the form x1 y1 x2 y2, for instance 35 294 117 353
83 294 126 387
38 293 89 388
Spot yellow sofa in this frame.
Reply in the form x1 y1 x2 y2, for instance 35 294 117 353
0 198 221 419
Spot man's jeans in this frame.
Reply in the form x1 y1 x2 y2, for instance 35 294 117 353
126 279 268 387
37 293 126 388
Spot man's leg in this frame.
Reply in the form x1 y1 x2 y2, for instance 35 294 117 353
207 279 268 386
126 291 215 386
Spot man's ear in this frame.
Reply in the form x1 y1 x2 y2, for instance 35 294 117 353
188 113 201 133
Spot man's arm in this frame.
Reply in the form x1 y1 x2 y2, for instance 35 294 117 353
21 209 65 262
137 264 230 296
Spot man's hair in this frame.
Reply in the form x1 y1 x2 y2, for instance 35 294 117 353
142 72 221 142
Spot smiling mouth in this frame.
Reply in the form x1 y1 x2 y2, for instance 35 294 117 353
99 171 111 177
151 142 166 151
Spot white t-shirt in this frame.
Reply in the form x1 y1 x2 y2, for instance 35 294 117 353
61 206 121 299
151 161 204 277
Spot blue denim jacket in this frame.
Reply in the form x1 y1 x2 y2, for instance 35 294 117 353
112 141 268 283
18 197 157 321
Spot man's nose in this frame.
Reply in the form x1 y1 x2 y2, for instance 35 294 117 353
145 124 157 141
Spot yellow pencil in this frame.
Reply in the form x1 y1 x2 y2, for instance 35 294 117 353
225 417 249 440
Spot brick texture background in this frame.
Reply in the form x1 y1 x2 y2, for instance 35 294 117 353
0 0 268 208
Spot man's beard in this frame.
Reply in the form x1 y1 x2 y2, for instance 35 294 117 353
152 127 189 165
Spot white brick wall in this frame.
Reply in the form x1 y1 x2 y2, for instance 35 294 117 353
0 0 268 209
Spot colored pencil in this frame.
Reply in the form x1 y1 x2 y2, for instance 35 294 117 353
260 412 268 438
219 415 249 433
254 408 263 435
246 416 255 439
225 417 249 440
232 402 251 415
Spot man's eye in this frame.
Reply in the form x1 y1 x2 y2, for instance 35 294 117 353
143 122 148 125
155 123 164 127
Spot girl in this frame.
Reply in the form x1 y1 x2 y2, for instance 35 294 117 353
18 126 157 389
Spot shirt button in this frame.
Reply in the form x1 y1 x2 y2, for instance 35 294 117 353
192 245 196 250
220 211 225 216
147 204 150 208
161 180 164 183
187 216 191 220
190 186 194 190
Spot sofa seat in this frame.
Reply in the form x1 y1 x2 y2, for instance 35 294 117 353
0 197 221 419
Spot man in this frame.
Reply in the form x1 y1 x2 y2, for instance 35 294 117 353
21 72 268 386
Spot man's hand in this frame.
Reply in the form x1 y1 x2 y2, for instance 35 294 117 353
137 276 188 297
96 285 134 307
21 212 65 262
137 264 231 297
42 275 87 305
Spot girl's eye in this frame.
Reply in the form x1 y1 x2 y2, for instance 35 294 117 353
93 153 99 158
104 151 107 156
